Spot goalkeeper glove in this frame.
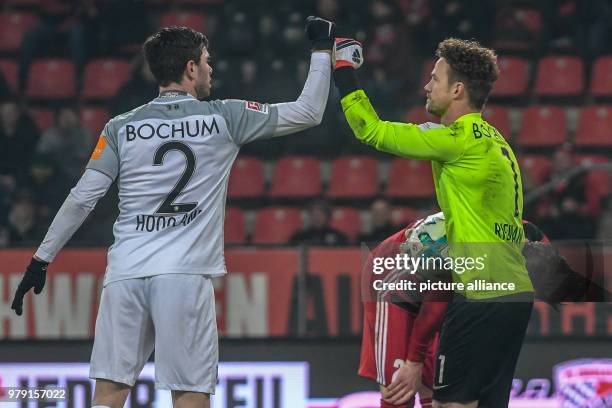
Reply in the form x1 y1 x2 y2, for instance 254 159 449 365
11 257 48 316
305 16 335 51
333 38 364 70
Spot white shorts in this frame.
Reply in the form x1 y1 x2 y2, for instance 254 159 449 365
89 274 218 393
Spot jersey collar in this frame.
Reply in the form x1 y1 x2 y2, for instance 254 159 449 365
152 90 197 104
454 112 482 123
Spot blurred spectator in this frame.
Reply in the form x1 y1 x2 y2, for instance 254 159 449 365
19 0 98 91
538 146 596 240
430 0 495 46
359 198 397 243
95 0 149 55
290 199 348 245
582 0 612 58
0 100 40 187
27 154 72 223
7 190 45 245
598 196 612 240
110 56 158 117
0 72 12 100
37 106 93 182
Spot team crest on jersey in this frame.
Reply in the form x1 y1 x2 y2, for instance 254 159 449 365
90 135 107 161
554 359 612 407
245 101 269 114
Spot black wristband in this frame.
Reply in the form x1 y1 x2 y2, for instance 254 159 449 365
312 39 334 51
333 66 361 98
29 257 49 273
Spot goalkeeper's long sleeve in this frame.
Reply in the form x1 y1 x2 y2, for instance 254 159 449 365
406 298 448 363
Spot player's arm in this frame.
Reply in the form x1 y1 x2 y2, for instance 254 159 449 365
213 17 333 146
333 41 466 162
11 130 118 316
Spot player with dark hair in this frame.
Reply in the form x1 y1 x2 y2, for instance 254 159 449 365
11 19 336 408
334 38 533 407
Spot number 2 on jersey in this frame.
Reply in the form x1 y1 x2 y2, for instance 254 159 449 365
500 147 519 217
153 141 198 214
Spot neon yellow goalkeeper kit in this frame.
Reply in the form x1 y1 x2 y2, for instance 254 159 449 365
342 90 533 299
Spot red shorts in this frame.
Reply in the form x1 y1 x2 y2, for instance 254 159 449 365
359 301 439 389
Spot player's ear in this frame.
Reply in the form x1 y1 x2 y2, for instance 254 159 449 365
452 81 465 100
185 60 197 81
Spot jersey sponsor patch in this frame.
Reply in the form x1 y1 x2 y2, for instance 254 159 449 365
245 101 269 114
90 135 107 161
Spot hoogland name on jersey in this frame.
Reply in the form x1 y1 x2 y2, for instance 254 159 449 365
135 208 203 232
124 116 220 142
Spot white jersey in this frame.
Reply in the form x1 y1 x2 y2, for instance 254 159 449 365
33 52 331 283
87 93 279 285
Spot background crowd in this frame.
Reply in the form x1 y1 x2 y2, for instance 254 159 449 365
1 0 611 247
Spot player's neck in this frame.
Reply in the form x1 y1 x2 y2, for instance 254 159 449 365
159 83 196 99
441 103 479 126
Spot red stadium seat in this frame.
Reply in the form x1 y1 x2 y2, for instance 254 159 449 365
491 57 529 97
159 11 206 31
590 56 612 97
82 59 130 99
0 12 38 52
330 207 361 242
519 154 551 185
224 207 246 244
26 59 76 99
0 59 18 92
269 156 321 198
491 56 529 97
534 56 584 96
391 207 419 227
517 106 567 147
81 107 110 137
386 159 434 198
482 105 511 138
29 108 54 132
252 207 301 244
228 156 265 199
575 155 610 215
576 105 612 147
405 106 435 124
327 156 379 199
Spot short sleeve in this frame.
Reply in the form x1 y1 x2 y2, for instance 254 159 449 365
85 123 119 180
212 99 279 146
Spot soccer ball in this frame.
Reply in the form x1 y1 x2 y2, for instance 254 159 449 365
401 212 448 260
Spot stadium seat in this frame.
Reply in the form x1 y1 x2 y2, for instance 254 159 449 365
519 154 551 185
391 207 419 227
482 105 511 138
330 207 361 242
534 56 584 96
0 12 38 52
0 59 18 93
386 159 435 198
82 59 130 100
80 107 110 136
405 106 435 124
269 156 321 198
575 155 610 207
517 106 567 147
224 207 246 244
491 56 528 97
576 105 612 147
590 56 612 97
227 156 265 199
327 156 379 199
159 11 206 31
252 207 301 244
493 8 542 52
26 59 76 99
29 108 54 132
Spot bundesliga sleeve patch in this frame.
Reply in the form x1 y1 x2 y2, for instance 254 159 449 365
245 101 269 114
90 135 107 160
